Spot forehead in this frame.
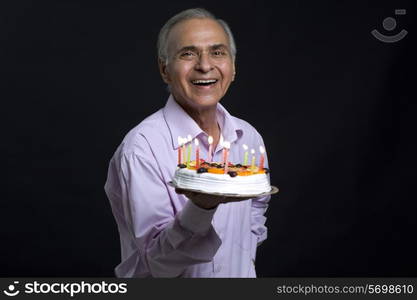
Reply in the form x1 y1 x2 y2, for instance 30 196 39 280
167 18 229 52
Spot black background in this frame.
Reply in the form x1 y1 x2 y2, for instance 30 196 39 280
1 0 416 277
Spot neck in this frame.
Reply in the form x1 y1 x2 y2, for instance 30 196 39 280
176 100 221 144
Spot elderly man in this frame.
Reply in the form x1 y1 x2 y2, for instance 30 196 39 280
104 8 270 278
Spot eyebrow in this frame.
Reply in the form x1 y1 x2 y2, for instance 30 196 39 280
176 46 198 54
176 44 229 55
210 44 228 50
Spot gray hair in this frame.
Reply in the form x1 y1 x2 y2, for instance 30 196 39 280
157 8 237 64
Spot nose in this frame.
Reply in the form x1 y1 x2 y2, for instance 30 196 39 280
195 52 213 73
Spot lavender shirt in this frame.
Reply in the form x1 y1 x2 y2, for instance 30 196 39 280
104 95 270 278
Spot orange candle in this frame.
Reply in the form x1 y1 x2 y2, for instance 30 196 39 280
177 136 183 165
182 138 186 165
194 138 200 168
186 135 192 167
259 146 265 170
223 141 230 174
220 136 226 165
208 135 213 163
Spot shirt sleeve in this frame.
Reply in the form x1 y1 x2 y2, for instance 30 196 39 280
108 147 221 278
251 133 271 249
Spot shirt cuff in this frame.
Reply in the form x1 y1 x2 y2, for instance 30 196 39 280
178 200 217 235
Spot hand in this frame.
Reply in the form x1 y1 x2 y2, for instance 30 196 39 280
175 188 253 210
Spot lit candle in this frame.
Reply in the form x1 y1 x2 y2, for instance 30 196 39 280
250 149 256 171
223 141 231 174
220 136 226 165
187 135 192 167
177 136 183 165
181 138 186 165
194 138 200 169
242 144 248 166
219 135 224 151
259 146 265 170
208 135 213 163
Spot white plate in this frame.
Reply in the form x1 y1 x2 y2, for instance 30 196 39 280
167 181 279 198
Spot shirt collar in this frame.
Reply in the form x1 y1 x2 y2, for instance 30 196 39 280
163 94 242 150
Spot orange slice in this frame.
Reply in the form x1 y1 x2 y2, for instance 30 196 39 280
207 168 225 174
237 170 252 176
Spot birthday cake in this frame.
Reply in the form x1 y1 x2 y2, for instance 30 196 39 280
172 160 271 195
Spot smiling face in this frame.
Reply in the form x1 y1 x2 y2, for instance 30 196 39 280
159 18 235 110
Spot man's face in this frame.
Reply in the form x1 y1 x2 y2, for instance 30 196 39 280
160 18 235 110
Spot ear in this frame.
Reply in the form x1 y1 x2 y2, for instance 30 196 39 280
158 58 171 84
232 63 236 82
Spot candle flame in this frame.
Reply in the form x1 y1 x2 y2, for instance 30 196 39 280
223 141 231 149
194 138 199 146
259 145 265 154
178 136 183 145
219 135 224 146
251 148 255 154
242 144 248 150
187 134 192 142
208 135 213 144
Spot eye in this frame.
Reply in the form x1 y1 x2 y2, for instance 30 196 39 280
180 51 195 58
212 50 226 56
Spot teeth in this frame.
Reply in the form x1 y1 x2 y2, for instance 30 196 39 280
192 79 217 84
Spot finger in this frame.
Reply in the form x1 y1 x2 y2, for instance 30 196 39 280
181 191 198 199
175 188 187 195
220 196 230 203
222 196 252 203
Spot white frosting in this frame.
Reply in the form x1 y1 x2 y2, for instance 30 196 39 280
172 168 271 195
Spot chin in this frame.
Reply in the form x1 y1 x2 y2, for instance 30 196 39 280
172 88 224 109
189 95 221 108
